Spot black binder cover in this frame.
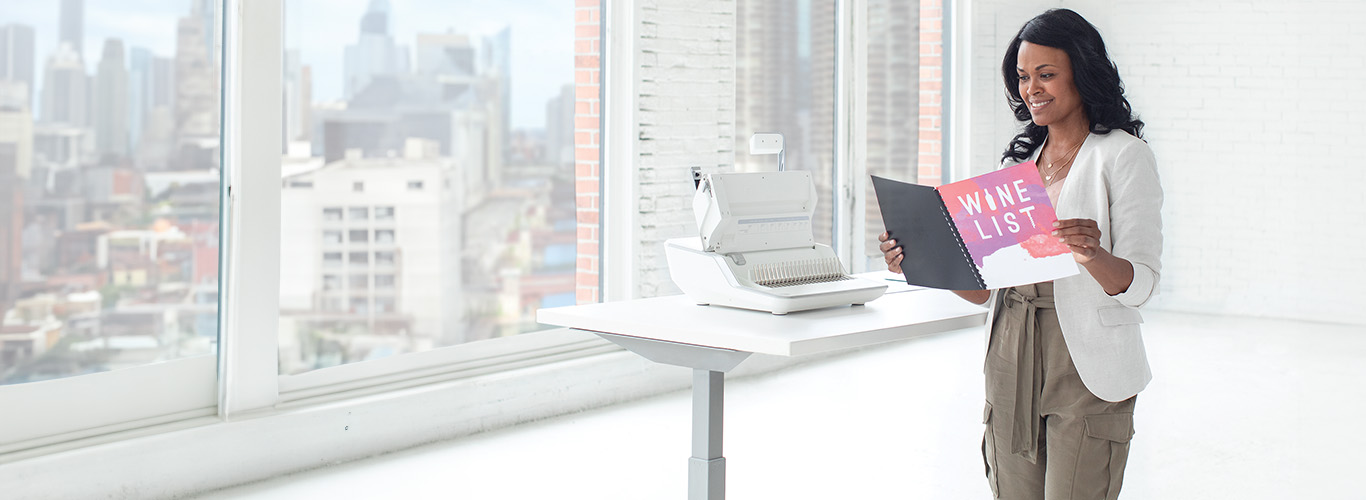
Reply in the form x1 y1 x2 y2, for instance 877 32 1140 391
871 175 986 290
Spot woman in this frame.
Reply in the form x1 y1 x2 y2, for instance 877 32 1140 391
878 9 1162 500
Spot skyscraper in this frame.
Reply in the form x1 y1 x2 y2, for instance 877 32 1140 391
415 32 475 76
175 7 218 145
735 0 800 175
40 43 87 127
809 0 835 245
862 0 920 257
343 0 409 99
151 56 175 109
0 24 37 109
137 56 176 170
128 46 154 150
60 0 84 59
0 105 33 321
544 84 574 167
485 28 511 162
95 39 130 158
734 0 832 242
198 0 217 66
283 49 311 144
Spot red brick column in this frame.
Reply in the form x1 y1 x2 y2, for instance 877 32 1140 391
918 0 944 186
574 0 602 304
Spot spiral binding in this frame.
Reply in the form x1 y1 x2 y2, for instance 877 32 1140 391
937 197 986 289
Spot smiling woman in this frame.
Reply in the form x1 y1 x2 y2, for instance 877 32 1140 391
879 7 1161 499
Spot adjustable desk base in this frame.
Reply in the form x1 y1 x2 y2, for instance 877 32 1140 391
597 333 751 500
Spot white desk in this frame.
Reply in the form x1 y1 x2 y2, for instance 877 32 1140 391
536 285 988 500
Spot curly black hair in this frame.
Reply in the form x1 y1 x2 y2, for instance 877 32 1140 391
1001 9 1144 162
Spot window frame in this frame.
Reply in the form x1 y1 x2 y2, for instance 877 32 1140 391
1 0 956 464
223 0 618 413
0 0 226 452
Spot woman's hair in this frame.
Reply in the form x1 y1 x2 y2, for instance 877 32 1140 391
1000 9 1144 162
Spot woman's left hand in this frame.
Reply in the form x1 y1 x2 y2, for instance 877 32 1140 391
1052 218 1108 265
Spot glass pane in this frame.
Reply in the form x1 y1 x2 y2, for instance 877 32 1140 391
279 0 575 374
347 228 368 243
734 0 837 245
0 1 221 385
861 0 930 271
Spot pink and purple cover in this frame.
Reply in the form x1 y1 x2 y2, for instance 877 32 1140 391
936 161 1079 288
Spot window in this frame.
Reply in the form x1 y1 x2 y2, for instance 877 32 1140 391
323 207 343 221
374 250 396 267
348 229 368 244
322 274 341 291
279 0 576 375
734 0 837 245
348 207 368 221
0 0 221 448
323 252 344 267
857 0 939 271
374 274 395 289
323 230 342 245
374 296 395 313
349 297 368 315
375 229 394 244
349 274 368 290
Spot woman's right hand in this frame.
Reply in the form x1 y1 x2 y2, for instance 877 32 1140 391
877 231 904 274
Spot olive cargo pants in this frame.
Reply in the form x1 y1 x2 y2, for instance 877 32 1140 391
982 282 1137 500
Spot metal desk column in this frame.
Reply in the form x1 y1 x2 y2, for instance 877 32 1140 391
691 369 725 499
596 333 751 500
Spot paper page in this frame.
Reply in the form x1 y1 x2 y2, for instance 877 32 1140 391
935 161 1079 288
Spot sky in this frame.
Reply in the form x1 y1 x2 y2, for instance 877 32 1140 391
0 0 575 129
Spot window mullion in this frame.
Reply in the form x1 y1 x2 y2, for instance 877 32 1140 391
219 0 284 417
833 0 867 270
602 0 638 302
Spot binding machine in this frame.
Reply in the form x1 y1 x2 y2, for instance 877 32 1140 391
664 167 887 315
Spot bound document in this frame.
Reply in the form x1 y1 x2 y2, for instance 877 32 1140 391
871 161 1079 290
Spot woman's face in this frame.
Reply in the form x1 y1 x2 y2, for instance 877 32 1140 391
1016 41 1085 128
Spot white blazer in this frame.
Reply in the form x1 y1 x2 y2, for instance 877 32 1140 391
984 130 1163 402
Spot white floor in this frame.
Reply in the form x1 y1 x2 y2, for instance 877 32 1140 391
194 310 1365 499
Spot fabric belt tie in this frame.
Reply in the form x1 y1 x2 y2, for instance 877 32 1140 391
1002 286 1055 465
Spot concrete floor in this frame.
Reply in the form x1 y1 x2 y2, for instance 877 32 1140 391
195 310 1365 499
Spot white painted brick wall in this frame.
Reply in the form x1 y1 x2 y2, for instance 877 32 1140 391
969 1 1366 324
634 0 736 298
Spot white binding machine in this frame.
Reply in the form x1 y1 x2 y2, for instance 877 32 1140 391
665 168 887 315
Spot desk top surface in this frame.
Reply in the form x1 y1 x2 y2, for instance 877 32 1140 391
536 277 989 357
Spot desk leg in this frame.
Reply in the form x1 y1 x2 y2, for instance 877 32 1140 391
690 369 725 500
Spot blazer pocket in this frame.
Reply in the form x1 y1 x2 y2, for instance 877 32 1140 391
1098 305 1144 326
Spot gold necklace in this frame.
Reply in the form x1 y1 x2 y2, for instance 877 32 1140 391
1041 139 1084 185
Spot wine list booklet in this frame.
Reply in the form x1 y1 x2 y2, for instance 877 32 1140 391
871 161 1079 290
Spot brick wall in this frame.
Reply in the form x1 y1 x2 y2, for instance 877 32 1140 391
633 0 736 298
574 0 601 304
917 0 943 185
969 1 1366 324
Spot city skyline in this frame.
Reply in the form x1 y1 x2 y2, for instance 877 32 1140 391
0 0 579 382
0 0 572 130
